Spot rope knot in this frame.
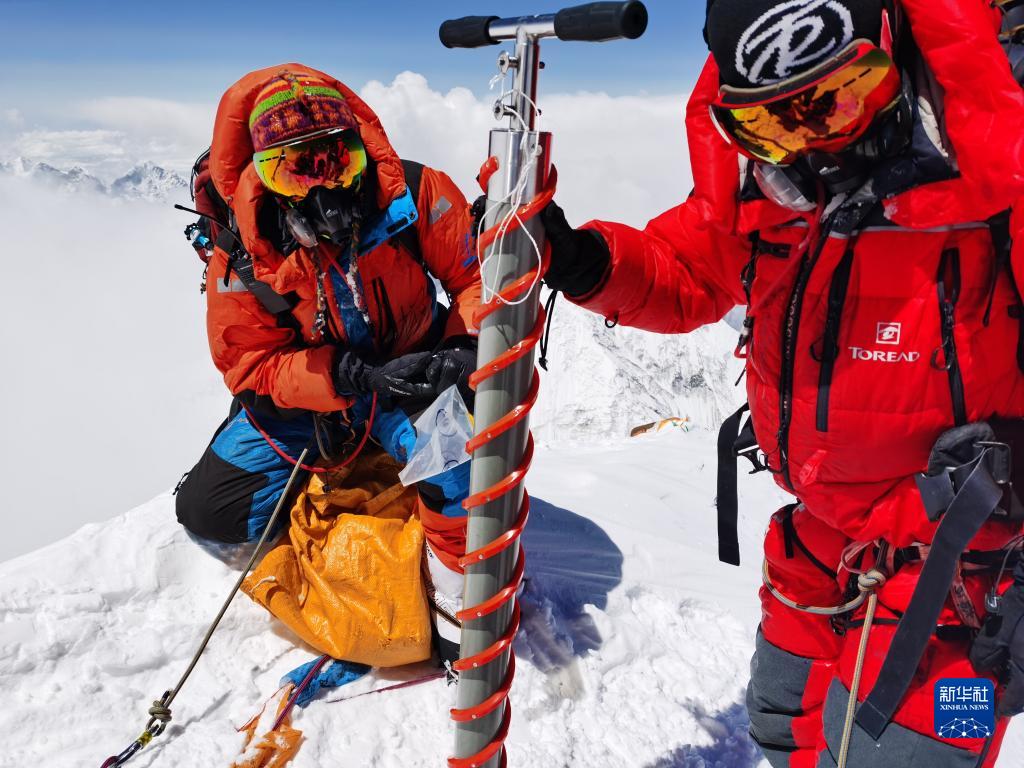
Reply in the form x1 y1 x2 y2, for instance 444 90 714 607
857 568 887 593
148 692 172 724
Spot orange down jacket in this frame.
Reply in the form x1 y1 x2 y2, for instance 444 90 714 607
573 0 1024 549
205 64 480 414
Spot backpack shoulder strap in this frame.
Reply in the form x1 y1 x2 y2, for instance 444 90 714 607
401 159 425 202
396 160 425 266
214 229 300 332
985 209 1024 373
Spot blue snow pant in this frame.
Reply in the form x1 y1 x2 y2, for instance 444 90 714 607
175 403 317 543
176 399 469 544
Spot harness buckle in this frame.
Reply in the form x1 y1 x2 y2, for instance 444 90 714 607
732 411 768 475
737 445 769 475
977 440 1013 486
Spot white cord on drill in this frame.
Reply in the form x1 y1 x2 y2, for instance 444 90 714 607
476 70 547 307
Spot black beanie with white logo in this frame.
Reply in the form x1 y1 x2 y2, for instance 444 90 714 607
706 0 884 88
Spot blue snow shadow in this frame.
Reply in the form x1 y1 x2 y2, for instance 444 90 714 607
645 702 763 768
186 528 264 569
513 496 624 673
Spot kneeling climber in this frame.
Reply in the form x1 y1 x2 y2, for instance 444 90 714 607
175 64 477 666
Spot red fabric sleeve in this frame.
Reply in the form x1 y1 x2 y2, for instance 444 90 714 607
412 167 481 339
571 199 751 334
205 248 351 413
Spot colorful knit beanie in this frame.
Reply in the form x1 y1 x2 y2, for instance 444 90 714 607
249 72 359 151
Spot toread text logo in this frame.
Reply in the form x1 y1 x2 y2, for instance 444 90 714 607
850 320 920 364
735 0 854 85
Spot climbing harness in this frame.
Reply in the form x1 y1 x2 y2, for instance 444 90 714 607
761 545 888 767
761 422 1023 755
99 443 314 767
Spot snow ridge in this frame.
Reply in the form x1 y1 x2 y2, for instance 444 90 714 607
533 297 744 446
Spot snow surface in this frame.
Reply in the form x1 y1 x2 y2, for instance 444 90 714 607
1 431 780 768
8 429 1021 766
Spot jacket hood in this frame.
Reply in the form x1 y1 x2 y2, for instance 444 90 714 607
211 63 405 211
208 63 408 288
691 0 1024 230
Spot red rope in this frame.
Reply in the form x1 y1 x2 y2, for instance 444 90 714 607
241 392 378 475
447 163 556 768
272 654 331 731
331 670 447 703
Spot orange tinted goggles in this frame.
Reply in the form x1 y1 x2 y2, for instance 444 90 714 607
253 128 367 200
710 40 902 165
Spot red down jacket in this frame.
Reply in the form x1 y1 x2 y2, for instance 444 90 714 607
205 64 480 414
574 0 1024 550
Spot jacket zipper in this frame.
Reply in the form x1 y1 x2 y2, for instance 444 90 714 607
815 246 855 432
777 213 839 489
372 277 398 352
937 248 967 426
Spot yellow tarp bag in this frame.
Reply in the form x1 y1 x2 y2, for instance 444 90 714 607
242 448 432 667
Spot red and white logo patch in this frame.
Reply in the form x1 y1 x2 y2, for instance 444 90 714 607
876 322 901 346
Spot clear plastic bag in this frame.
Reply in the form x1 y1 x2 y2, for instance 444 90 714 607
398 385 473 486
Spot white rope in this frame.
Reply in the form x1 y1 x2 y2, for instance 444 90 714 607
475 73 547 307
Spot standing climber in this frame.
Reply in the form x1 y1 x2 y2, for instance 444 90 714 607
541 1 1024 765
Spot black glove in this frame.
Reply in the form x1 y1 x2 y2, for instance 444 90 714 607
334 350 434 403
970 558 1024 716
539 201 611 297
427 341 477 402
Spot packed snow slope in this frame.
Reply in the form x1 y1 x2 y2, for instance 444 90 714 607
7 431 1023 767
1 432 773 768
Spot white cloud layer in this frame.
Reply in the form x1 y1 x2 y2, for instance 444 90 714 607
0 177 227 562
5 71 693 224
361 71 693 228
13 128 128 169
8 98 214 179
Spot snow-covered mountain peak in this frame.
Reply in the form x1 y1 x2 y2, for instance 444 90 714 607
0 157 187 201
110 161 189 201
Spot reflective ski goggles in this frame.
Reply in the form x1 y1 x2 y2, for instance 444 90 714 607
253 128 367 200
709 40 902 165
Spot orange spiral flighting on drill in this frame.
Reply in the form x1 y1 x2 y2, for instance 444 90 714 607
447 166 556 768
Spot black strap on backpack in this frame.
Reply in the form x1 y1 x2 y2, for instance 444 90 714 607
214 229 300 332
985 210 1024 374
716 402 767 566
397 160 425 266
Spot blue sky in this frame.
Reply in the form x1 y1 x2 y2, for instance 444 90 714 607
0 1 709 178
1 0 707 112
